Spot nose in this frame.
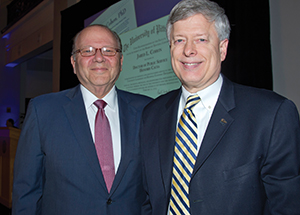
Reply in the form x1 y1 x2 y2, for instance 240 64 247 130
93 48 105 62
183 41 197 57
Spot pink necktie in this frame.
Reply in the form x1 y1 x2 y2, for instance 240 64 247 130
94 100 115 193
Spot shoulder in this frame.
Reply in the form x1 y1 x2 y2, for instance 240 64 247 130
232 82 287 105
29 86 79 108
116 88 153 107
221 76 288 106
141 89 181 123
222 78 298 117
144 88 181 111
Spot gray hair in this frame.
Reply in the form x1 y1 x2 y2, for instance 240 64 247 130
166 0 231 43
71 24 122 61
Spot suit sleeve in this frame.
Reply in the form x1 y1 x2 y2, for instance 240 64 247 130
12 99 44 215
261 99 300 214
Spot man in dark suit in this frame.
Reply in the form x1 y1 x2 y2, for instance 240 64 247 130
12 24 151 215
140 0 300 214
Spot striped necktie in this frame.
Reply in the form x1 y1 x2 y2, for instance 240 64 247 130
170 94 201 215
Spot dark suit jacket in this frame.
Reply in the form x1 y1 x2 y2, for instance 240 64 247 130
140 76 300 215
12 85 152 215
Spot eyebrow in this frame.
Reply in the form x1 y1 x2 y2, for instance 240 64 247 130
195 33 208 37
172 33 208 38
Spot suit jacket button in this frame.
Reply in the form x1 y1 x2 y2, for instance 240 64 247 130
107 198 113 205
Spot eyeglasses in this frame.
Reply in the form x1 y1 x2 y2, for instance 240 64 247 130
72 46 122 57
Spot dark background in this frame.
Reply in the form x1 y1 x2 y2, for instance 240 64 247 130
0 203 11 214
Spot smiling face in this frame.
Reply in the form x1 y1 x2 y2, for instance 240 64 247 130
71 25 123 98
170 13 228 93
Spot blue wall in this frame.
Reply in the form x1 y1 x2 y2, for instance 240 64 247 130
0 64 21 128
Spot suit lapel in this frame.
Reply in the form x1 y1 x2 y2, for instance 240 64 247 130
192 77 235 177
63 86 107 192
109 90 138 194
159 89 181 197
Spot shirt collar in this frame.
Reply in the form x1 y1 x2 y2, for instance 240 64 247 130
181 74 223 111
80 85 117 110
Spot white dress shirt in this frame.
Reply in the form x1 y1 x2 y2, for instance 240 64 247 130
177 75 223 153
81 85 121 173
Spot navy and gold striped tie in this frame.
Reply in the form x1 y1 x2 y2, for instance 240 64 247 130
170 94 201 215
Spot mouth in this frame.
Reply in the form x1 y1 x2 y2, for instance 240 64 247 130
183 62 200 66
181 61 202 69
91 67 107 71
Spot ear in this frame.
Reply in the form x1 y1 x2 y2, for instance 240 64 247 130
120 55 124 72
220 39 229 62
70 55 76 74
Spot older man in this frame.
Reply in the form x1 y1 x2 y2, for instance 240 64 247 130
13 24 151 215
140 0 300 214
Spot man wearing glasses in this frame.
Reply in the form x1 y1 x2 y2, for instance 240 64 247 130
12 24 152 215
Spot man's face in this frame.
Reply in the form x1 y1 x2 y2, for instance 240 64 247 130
170 14 228 93
71 26 123 97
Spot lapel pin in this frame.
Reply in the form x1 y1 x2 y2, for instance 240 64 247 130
220 118 227 125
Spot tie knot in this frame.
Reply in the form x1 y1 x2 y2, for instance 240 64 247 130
94 100 107 109
185 95 201 110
